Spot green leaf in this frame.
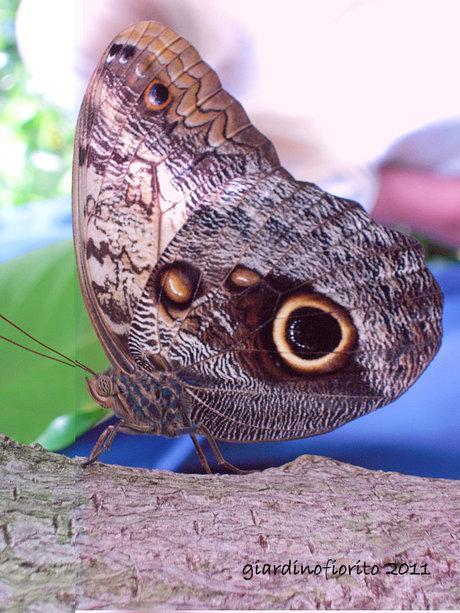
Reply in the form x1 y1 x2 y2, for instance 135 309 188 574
34 406 111 451
0 240 109 445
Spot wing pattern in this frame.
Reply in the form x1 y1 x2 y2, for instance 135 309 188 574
127 173 442 441
73 21 279 368
73 21 443 442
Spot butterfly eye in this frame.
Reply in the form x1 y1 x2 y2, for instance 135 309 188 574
95 374 114 398
144 80 172 111
272 293 356 374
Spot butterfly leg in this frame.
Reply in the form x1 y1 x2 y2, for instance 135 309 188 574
82 419 125 467
177 408 243 475
189 433 213 475
199 424 252 475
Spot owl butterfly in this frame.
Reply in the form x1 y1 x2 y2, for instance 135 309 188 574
72 21 443 473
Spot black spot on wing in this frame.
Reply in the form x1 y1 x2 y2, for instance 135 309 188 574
78 145 86 166
120 45 136 63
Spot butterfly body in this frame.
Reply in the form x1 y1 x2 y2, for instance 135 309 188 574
73 21 443 470
88 367 192 437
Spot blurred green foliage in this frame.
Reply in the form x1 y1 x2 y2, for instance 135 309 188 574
0 1 106 451
0 0 74 207
0 240 109 447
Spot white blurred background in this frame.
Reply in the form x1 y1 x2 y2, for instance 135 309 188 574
13 0 460 248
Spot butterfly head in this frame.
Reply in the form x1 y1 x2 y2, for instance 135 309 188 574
86 372 118 409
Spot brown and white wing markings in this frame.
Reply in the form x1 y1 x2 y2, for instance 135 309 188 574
73 20 443 443
72 20 279 370
128 173 443 442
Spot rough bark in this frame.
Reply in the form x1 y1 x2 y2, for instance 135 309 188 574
0 433 459 611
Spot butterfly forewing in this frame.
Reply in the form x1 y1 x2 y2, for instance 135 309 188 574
72 20 278 371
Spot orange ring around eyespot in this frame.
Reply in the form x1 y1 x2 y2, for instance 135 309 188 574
272 293 357 374
143 80 172 111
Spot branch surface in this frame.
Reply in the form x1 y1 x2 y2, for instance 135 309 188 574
0 433 459 611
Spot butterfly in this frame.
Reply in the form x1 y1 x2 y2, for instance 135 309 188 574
72 20 443 473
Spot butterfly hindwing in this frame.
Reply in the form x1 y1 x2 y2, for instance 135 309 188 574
127 173 442 441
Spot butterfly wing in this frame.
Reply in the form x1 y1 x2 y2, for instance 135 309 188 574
72 21 278 370
128 174 443 441
73 20 443 441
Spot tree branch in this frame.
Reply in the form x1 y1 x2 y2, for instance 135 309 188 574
0 433 458 611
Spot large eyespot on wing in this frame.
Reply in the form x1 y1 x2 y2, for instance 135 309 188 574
72 20 279 371
271 293 357 375
126 175 443 442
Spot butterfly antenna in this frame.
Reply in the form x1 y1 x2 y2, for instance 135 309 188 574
0 313 96 376
0 334 81 369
